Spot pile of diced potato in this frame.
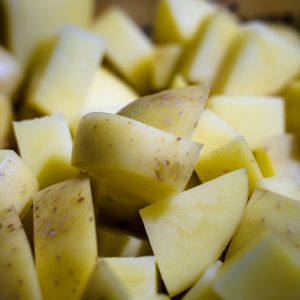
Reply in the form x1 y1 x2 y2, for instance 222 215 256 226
0 0 300 299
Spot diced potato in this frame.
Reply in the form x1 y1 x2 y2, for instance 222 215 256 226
227 189 300 258
195 136 262 194
254 134 300 182
0 0 93 67
26 25 105 124
33 175 97 300
191 108 238 155
13 114 79 189
0 94 13 148
208 95 285 149
140 169 248 296
118 85 209 138
282 80 300 137
103 256 159 298
151 44 182 91
0 46 23 97
153 0 215 44
182 261 222 300
256 176 300 201
0 206 42 299
72 112 202 204
97 226 152 257
213 22 300 95
81 259 130 300
77 67 138 121
181 9 239 85
92 6 154 93
215 231 300 300
0 150 38 218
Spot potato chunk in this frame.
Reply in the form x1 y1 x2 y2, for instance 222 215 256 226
0 206 42 299
141 169 248 296
33 176 97 300
72 112 202 204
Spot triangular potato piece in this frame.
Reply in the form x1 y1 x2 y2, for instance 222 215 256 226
140 169 248 296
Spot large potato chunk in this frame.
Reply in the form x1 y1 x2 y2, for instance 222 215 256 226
72 112 202 203
215 232 300 300
92 6 154 93
0 206 42 299
26 25 105 124
0 150 38 218
13 114 79 189
0 0 93 68
213 22 300 95
118 85 209 138
195 136 262 194
140 169 248 296
33 176 97 300
227 189 300 258
153 0 215 44
208 95 285 149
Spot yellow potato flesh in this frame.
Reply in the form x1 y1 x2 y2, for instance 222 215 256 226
33 176 97 300
118 85 209 138
215 232 300 300
141 169 248 296
72 112 202 203
0 206 42 299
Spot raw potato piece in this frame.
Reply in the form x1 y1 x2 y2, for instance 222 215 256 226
213 22 300 95
0 206 42 299
0 150 38 218
0 0 93 67
181 10 239 85
0 46 23 97
254 134 300 182
170 74 188 89
72 112 201 203
227 189 300 258
34 176 97 300
81 259 130 300
195 136 262 195
182 261 222 300
27 25 105 124
13 114 79 189
256 176 300 201
151 44 182 91
78 67 138 119
153 0 215 44
215 232 300 300
191 109 238 156
92 7 154 93
141 169 248 296
118 85 209 138
104 256 158 298
208 95 285 149
0 94 13 148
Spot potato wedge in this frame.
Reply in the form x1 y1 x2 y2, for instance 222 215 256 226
72 112 202 204
0 206 42 299
0 150 38 218
118 85 209 138
33 176 97 300
141 169 248 296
